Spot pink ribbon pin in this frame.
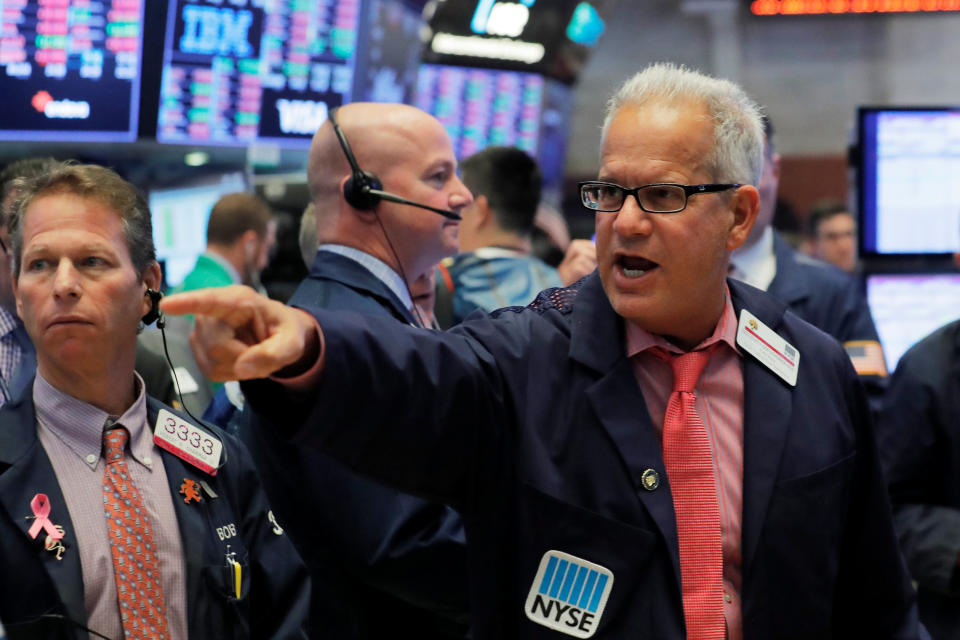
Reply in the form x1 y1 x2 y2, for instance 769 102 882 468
28 493 63 541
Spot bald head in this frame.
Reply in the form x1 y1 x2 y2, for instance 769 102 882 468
308 103 446 212
304 102 472 279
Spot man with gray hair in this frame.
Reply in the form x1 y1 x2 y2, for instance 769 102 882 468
166 63 922 638
0 162 309 638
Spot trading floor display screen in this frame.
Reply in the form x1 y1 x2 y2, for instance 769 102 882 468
866 273 960 372
0 0 144 141
415 63 544 160
157 0 361 147
858 107 960 256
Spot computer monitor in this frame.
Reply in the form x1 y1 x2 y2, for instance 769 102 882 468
149 171 248 288
352 0 424 104
0 0 144 141
421 0 613 84
857 107 960 257
414 63 571 198
866 272 960 372
156 0 362 147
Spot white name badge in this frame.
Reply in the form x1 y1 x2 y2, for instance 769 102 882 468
153 409 223 475
736 309 799 387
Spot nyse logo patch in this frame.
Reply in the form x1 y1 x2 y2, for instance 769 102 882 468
524 550 613 638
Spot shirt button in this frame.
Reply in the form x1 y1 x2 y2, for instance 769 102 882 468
724 591 732 603
143 456 152 466
85 454 97 465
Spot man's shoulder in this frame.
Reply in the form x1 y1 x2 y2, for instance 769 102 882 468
777 240 858 293
897 317 960 375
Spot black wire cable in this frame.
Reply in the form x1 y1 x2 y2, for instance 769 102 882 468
372 212 427 330
156 314 228 470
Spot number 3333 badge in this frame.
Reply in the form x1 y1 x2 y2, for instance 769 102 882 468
153 409 223 475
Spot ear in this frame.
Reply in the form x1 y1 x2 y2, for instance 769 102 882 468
474 195 492 226
11 269 21 319
726 185 760 251
771 152 782 181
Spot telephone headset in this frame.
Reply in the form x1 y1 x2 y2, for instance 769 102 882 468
142 287 210 431
329 107 457 329
328 106 462 221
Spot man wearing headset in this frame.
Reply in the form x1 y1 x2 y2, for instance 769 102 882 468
0 163 308 639
234 102 473 638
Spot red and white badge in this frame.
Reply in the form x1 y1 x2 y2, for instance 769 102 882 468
153 409 223 475
736 309 800 387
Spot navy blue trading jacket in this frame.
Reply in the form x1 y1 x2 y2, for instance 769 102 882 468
0 392 310 639
243 273 923 639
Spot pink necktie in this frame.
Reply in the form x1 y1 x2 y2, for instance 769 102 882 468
103 426 170 640
657 348 725 639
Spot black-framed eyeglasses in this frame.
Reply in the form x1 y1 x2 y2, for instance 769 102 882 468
578 181 741 214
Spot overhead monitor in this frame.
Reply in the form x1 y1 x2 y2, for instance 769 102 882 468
866 272 960 372
352 0 424 104
0 0 145 141
422 0 613 84
415 63 572 197
149 171 248 289
857 107 960 257
156 0 361 147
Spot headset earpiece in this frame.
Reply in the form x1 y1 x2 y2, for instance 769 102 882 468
142 288 163 326
343 170 384 211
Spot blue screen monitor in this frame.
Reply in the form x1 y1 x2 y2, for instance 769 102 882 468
866 272 960 372
149 171 248 288
0 0 144 141
858 107 960 257
157 0 362 147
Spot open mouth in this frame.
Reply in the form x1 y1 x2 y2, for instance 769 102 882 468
618 255 659 278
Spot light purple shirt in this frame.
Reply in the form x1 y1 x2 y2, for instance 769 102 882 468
34 373 188 640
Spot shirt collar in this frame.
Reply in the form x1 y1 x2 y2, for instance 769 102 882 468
34 372 153 471
203 250 242 285
0 306 20 339
316 244 413 310
625 284 740 358
729 225 776 291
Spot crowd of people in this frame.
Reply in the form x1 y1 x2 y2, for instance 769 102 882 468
0 61 956 640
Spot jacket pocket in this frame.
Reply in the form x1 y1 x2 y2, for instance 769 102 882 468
516 483 682 638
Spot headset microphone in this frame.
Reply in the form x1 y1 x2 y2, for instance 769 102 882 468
328 107 462 221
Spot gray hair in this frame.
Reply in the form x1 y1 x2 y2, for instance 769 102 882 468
602 62 765 186
9 162 156 278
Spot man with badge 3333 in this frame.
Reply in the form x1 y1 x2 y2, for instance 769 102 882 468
0 163 309 639
165 64 923 638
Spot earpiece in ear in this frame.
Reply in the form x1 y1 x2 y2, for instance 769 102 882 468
343 170 384 210
142 288 163 326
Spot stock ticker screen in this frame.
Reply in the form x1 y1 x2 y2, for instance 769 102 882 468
414 63 573 197
0 0 143 141
157 0 360 147
415 63 544 160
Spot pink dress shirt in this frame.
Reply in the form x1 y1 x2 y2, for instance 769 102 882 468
625 289 745 640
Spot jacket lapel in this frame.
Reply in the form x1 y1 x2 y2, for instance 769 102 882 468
147 399 212 637
0 394 86 627
728 280 793 582
571 274 682 586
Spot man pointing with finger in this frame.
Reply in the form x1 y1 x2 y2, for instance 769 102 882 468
164 64 922 639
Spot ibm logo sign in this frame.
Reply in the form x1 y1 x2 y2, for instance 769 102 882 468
524 550 613 638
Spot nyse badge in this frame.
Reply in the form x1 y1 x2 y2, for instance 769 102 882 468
525 550 614 638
